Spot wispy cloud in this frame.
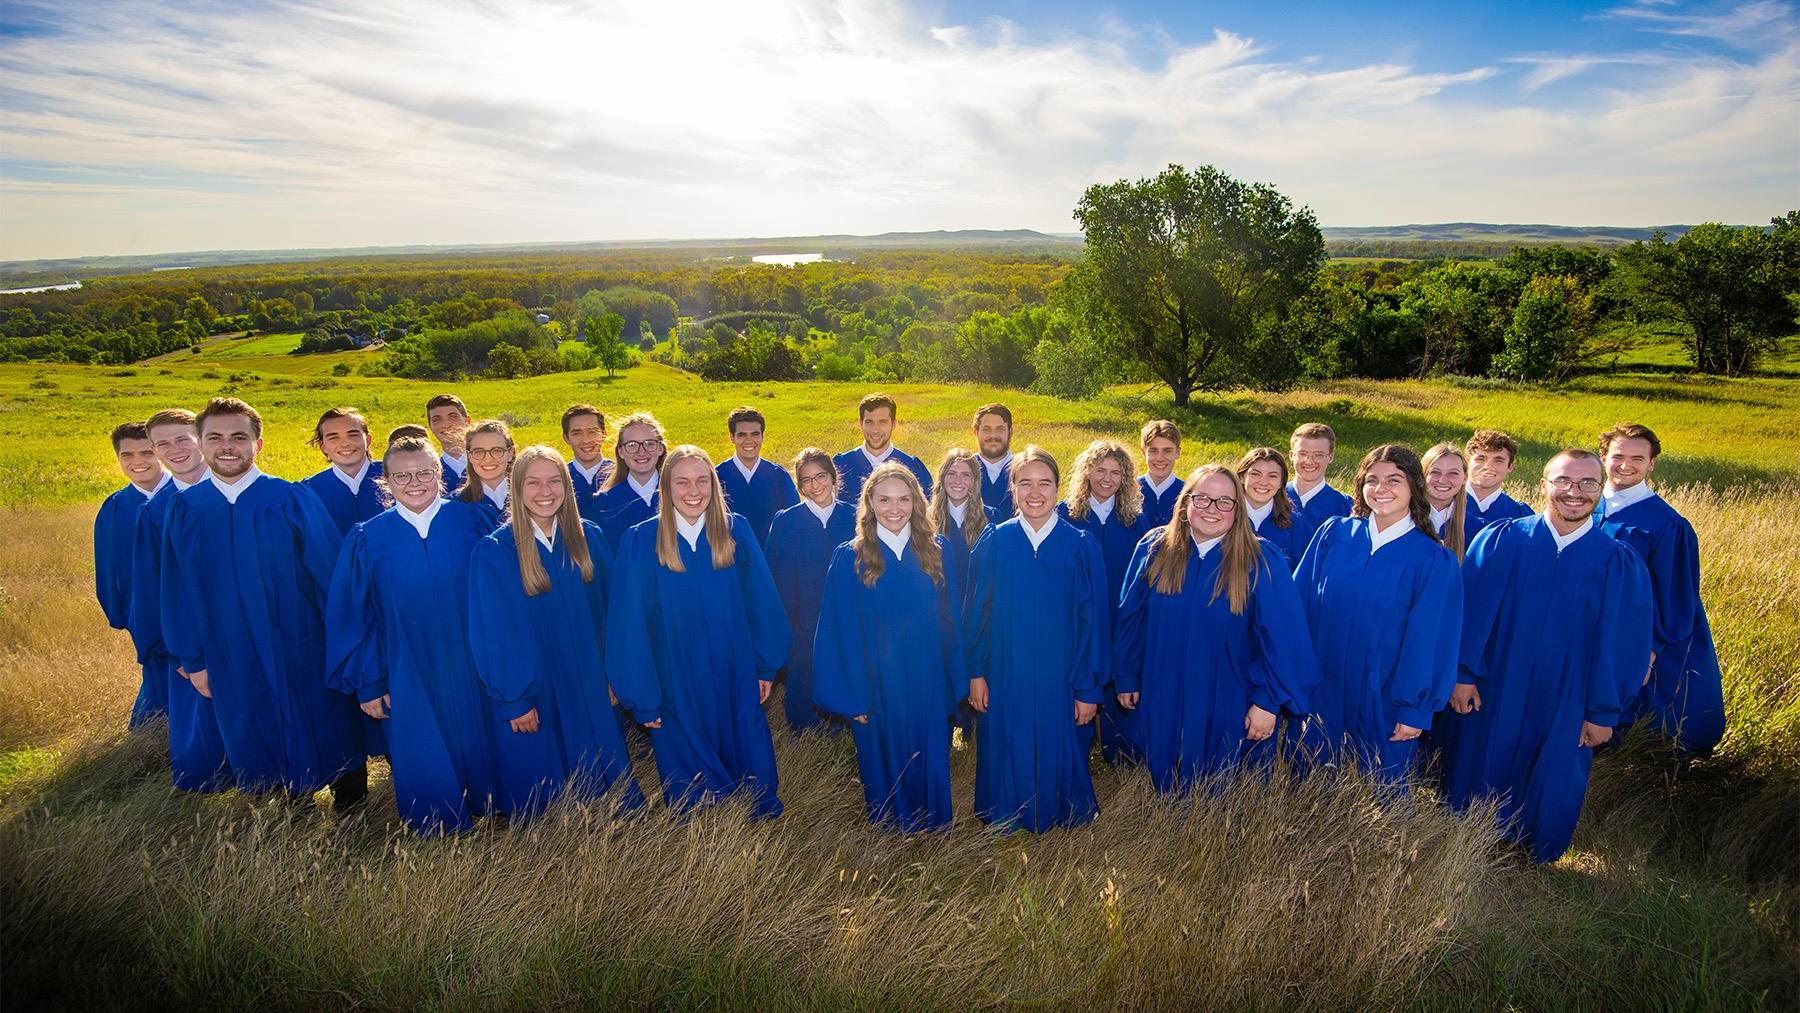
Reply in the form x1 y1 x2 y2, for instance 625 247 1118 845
0 0 1795 259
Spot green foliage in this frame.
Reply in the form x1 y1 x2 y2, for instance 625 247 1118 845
581 310 631 378
1614 216 1800 376
699 323 803 381
1494 275 1597 381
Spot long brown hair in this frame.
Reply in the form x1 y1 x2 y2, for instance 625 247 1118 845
1063 440 1143 524
1235 447 1294 529
603 412 667 491
1351 444 1442 545
853 463 945 589
459 418 515 505
508 445 595 596
655 445 736 573
1144 465 1265 614
930 448 988 548
1423 442 1469 561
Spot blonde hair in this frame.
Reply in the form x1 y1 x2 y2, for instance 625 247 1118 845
930 448 988 549
1423 442 1470 562
508 446 595 596
459 418 515 505
1063 440 1142 524
655 445 736 572
604 412 668 490
1144 465 1265 614
853 463 945 589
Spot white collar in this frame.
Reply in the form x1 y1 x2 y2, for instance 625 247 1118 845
627 472 658 504
1087 495 1114 523
135 473 171 500
861 444 894 467
876 524 909 560
210 466 264 504
1191 533 1223 559
396 496 443 538
1245 498 1273 529
675 512 705 550
1143 472 1178 497
947 499 968 526
1368 513 1415 555
1545 511 1594 552
731 456 759 482
981 452 1012 482
804 498 836 526
1470 486 1506 512
532 517 557 551
171 469 207 492
483 478 509 509
1603 481 1655 515
441 452 466 475
1020 513 1057 553
1292 480 1328 507
332 458 370 493
572 458 605 483
1429 503 1454 531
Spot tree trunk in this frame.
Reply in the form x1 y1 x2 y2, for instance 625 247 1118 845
1170 379 1193 407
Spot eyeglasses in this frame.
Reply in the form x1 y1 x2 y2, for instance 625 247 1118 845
798 472 834 488
387 469 439 486
468 447 511 460
1546 476 1602 493
620 439 664 455
1190 494 1237 512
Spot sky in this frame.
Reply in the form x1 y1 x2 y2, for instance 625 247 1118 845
0 0 1795 261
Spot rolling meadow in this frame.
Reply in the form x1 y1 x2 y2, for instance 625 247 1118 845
1 335 1796 1009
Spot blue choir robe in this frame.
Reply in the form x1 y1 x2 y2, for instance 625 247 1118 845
466 519 643 818
1286 482 1353 563
1138 474 1185 531
301 461 386 536
1289 516 1463 782
568 460 613 502
812 536 968 831
160 475 364 794
1248 512 1302 572
964 518 1110 832
941 501 999 612
1466 490 1534 541
979 459 1015 522
1441 516 1653 862
1600 492 1727 754
325 501 504 834
716 458 800 546
1056 500 1151 764
606 513 792 819
439 454 468 497
591 481 658 550
765 500 858 732
1114 536 1321 792
833 446 934 503
130 480 233 791
96 480 167 726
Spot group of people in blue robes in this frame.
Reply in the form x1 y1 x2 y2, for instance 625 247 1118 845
94 392 1725 866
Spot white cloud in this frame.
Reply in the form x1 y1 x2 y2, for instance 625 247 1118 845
0 0 1795 259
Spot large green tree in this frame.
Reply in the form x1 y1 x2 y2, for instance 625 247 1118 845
1062 164 1326 405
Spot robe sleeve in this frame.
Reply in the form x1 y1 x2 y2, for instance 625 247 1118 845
93 496 129 629
1072 533 1111 705
963 528 998 681
772 468 800 519
908 455 934 500
1386 544 1464 730
1247 548 1322 717
1291 516 1340 630
730 514 792 680
323 527 387 703
577 520 616 661
1586 545 1656 727
1110 535 1156 696
935 533 970 710
603 524 666 724
126 507 169 666
810 545 868 719
159 494 209 674
467 538 543 722
1456 521 1517 687
287 482 347 603
1645 515 1704 658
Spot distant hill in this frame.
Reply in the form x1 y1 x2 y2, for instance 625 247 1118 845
1319 223 1710 246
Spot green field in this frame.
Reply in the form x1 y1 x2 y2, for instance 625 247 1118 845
1 348 1796 1008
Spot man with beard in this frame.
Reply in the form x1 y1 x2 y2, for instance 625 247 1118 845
972 403 1016 523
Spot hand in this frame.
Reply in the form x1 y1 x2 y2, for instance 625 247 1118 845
1579 721 1613 749
1449 683 1482 715
608 685 619 707
642 717 663 729
1643 652 1656 687
1244 704 1277 741
967 677 989 713
1116 691 1139 710
510 708 540 734
759 679 772 704
1074 700 1097 726
360 694 391 720
853 714 869 725
1389 722 1423 742
188 668 211 699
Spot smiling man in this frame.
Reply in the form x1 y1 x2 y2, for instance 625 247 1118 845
94 420 169 729
715 406 799 546
833 393 933 503
972 402 1016 522
561 403 613 503
1285 422 1353 555
426 393 471 496
301 406 384 535
1463 429 1534 539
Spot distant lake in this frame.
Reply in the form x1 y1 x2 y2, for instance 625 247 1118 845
0 281 81 295
751 253 823 266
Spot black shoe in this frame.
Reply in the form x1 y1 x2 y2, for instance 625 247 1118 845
331 766 369 813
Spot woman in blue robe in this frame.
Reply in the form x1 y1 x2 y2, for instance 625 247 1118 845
300 407 385 536
965 447 1110 833
589 412 665 548
456 419 515 517
930 448 995 611
468 446 644 819
606 445 792 819
765 449 857 734
812 463 968 832
1289 445 1463 784
1235 447 1302 569
1056 440 1150 765
325 437 504 835
1441 451 1653 862
1115 466 1321 793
